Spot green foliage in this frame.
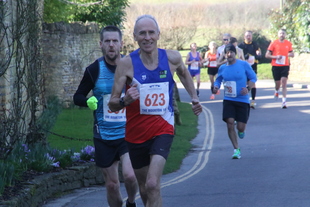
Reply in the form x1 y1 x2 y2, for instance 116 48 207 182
49 149 74 168
7 142 29 178
0 141 93 195
44 0 72 23
268 0 310 53
72 0 129 27
0 162 15 195
44 0 129 27
26 144 54 172
37 95 62 136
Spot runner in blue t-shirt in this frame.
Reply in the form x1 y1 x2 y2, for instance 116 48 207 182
214 44 257 159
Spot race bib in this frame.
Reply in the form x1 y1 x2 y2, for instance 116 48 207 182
203 61 209 66
103 94 126 122
276 56 286 65
140 82 169 115
224 81 237 97
191 61 199 70
247 56 255 65
209 61 217 67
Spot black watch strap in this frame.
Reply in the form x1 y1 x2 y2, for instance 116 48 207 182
119 97 126 107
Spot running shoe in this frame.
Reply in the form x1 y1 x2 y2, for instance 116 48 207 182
274 92 279 99
210 94 215 100
250 101 256 109
216 89 220 95
282 102 287 109
126 199 137 207
238 131 245 139
232 148 241 159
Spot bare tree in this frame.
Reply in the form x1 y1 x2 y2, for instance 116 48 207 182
0 0 45 159
123 0 277 50
123 3 202 50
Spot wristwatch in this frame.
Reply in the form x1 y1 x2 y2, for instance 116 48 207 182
246 86 251 91
119 97 127 107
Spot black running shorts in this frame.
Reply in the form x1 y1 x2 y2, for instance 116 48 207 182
272 66 290 81
222 100 250 124
93 138 128 168
207 67 218 76
127 134 174 169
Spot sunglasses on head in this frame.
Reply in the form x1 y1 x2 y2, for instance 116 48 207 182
223 39 229 41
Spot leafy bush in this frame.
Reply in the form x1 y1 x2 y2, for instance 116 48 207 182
37 95 62 137
49 149 74 168
0 162 15 196
0 142 95 196
44 0 129 27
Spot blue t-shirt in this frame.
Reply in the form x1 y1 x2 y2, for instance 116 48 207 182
214 59 257 104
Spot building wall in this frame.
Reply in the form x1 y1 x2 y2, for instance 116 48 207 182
41 22 102 107
289 53 310 83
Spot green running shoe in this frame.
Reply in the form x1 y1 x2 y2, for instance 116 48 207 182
232 148 241 159
238 131 245 139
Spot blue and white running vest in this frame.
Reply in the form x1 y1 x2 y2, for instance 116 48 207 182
92 57 126 140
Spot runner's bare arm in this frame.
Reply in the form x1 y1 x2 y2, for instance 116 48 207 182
108 56 133 112
288 50 294 58
265 50 275 59
217 51 227 66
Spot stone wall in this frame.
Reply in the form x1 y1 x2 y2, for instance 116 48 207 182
41 22 102 107
0 163 104 207
289 53 310 83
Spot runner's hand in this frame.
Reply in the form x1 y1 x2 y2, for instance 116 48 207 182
125 84 140 105
213 87 219 94
192 99 202 116
87 96 98 110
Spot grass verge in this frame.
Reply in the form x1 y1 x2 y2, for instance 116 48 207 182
47 101 198 174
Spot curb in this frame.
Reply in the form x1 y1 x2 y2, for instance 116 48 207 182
291 83 310 89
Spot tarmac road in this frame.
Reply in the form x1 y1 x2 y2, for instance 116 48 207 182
43 80 310 207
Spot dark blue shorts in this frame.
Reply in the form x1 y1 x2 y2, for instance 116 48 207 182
127 134 174 169
93 138 128 168
189 69 200 77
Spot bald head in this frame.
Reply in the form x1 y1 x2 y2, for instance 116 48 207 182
134 14 160 34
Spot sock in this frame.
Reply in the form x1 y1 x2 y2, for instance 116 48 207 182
282 98 286 103
211 86 214 94
251 88 256 100
234 148 240 153
126 199 136 207
275 90 279 93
